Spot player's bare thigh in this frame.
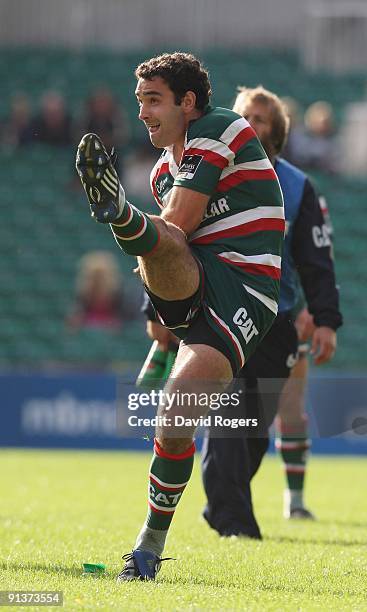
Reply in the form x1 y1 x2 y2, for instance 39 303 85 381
137 216 200 301
156 343 233 454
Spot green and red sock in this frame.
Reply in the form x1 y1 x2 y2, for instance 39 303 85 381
276 419 310 511
135 439 195 556
111 202 159 256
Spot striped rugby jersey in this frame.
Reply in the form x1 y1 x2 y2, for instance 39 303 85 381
150 105 285 313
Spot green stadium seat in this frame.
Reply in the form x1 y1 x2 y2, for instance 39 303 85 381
0 47 365 368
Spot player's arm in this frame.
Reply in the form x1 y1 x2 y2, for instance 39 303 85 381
161 130 234 235
161 186 210 235
291 179 342 364
294 307 316 342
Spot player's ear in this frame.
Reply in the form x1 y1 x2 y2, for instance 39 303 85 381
182 91 197 113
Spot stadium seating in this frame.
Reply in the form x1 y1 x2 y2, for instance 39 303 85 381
0 142 149 367
0 48 365 369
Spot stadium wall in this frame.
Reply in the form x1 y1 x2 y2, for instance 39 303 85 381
1 372 366 455
0 0 345 50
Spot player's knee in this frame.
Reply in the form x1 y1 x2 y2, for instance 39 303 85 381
149 216 187 249
149 214 164 226
149 215 168 236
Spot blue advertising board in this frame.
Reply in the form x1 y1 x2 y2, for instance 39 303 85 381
0 372 146 450
0 371 366 454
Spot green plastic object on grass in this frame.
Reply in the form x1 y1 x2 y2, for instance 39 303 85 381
82 563 106 575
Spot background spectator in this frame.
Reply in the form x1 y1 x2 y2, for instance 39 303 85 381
281 96 308 167
76 87 130 176
281 98 339 174
302 100 339 173
30 90 73 146
66 250 136 332
124 139 160 203
1 93 33 148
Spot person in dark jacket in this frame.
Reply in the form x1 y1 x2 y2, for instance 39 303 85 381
201 86 342 538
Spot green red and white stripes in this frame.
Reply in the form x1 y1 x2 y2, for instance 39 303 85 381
150 106 284 311
206 305 246 370
149 473 188 514
146 439 195 531
184 137 234 169
151 159 170 209
217 158 277 192
110 201 159 256
275 439 311 451
217 251 282 280
190 206 285 245
276 434 310 491
219 116 257 153
190 206 284 297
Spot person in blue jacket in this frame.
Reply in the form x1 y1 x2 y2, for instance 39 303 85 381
200 86 343 538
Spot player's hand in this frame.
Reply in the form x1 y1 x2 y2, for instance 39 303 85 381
146 321 178 351
295 307 316 342
310 326 337 365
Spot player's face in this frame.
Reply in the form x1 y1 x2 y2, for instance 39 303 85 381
242 101 274 159
135 77 186 148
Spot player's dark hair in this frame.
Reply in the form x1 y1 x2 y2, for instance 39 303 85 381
233 86 290 154
135 52 212 111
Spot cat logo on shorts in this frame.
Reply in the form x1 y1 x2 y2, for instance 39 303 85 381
233 308 259 344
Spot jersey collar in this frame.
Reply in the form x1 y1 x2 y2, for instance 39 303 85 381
165 104 213 164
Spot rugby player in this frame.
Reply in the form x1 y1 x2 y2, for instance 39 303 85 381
76 53 285 580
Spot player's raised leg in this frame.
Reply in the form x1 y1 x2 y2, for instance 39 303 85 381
76 132 201 303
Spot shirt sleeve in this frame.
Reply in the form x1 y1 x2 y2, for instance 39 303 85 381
291 178 343 330
173 136 234 196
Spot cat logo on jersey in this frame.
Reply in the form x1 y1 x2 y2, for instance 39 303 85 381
177 154 203 180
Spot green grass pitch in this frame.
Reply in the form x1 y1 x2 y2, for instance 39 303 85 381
0 449 366 611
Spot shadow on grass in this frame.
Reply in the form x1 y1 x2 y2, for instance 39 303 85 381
0 560 362 597
315 519 367 528
0 561 116 580
266 535 363 547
